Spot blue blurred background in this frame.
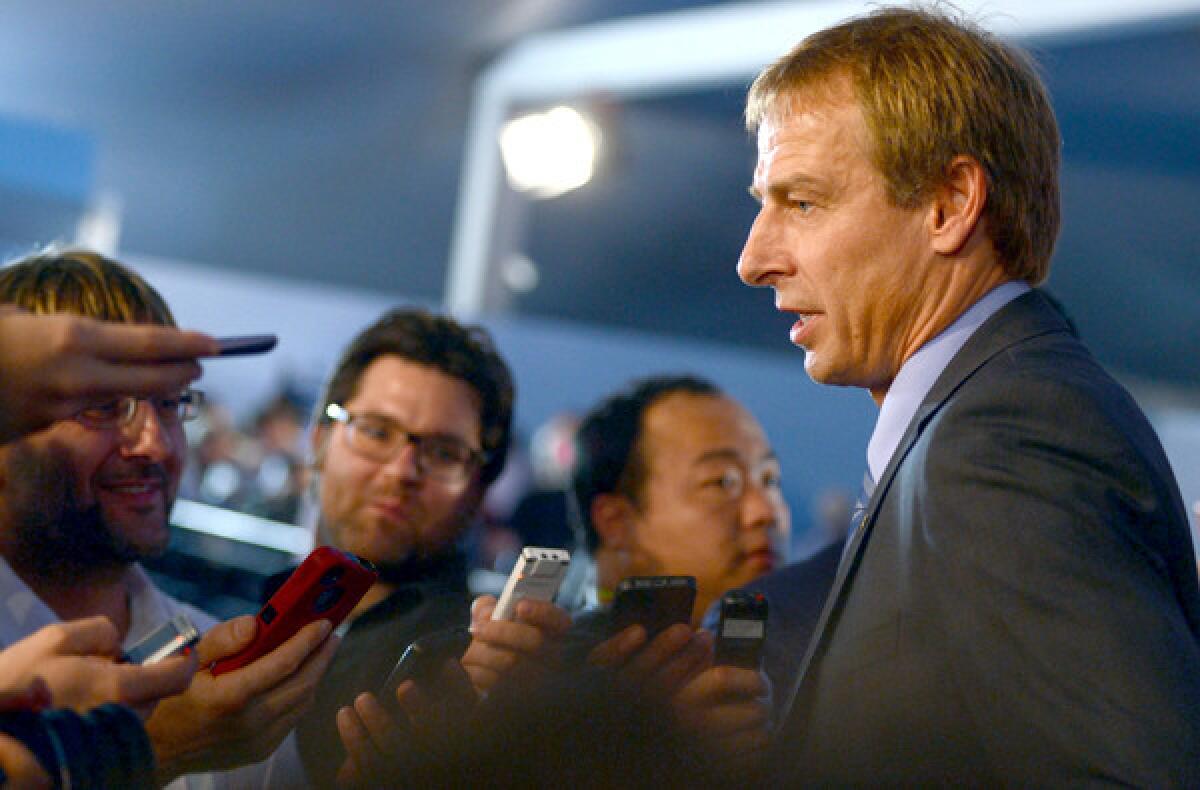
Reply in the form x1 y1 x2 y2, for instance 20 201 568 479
0 0 1197 615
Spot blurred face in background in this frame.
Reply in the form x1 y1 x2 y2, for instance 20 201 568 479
621 392 790 622
314 355 484 568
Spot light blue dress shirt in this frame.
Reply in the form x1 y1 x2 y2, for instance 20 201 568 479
866 281 1030 483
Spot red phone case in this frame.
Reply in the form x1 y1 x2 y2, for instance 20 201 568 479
210 546 377 675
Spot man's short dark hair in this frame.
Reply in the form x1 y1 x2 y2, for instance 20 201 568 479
316 307 515 486
570 375 721 553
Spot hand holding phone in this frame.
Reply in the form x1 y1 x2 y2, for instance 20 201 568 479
379 628 473 714
609 576 696 638
491 547 571 621
210 546 376 675
713 591 768 670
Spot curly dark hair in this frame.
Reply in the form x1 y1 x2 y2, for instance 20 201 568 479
316 308 514 486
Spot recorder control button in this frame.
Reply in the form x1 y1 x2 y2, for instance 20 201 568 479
261 605 277 624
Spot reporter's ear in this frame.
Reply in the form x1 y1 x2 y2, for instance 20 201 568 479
309 422 331 472
591 494 635 551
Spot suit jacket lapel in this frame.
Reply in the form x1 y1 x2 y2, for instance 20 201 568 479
777 290 1072 731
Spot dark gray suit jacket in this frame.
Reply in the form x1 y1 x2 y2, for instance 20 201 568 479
774 291 1200 785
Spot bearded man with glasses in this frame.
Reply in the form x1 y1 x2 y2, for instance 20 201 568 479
293 307 514 789
0 249 341 790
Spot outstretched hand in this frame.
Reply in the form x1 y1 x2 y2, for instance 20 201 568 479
0 307 218 445
0 617 196 718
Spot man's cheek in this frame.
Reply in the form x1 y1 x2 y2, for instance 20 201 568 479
12 441 77 512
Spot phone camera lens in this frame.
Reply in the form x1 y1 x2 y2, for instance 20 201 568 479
313 586 344 613
319 566 345 585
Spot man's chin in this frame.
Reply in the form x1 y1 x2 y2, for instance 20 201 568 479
130 531 171 560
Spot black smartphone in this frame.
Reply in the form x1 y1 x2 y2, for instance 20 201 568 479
609 576 696 638
379 628 473 713
123 614 200 665
215 334 278 356
713 591 768 670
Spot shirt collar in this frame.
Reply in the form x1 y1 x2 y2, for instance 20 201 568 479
0 558 169 649
0 558 58 646
866 281 1030 482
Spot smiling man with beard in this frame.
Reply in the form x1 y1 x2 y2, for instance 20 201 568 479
0 439 163 581
0 250 339 789
293 307 514 789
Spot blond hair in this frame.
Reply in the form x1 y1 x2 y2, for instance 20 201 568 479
747 5 1060 284
0 248 176 326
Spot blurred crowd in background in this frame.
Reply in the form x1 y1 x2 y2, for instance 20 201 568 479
176 385 586 584
179 387 312 526
178 384 857 589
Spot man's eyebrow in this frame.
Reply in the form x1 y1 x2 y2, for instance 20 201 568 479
694 448 742 466
748 175 828 204
692 448 780 468
769 173 826 195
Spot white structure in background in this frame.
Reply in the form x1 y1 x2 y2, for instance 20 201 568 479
445 0 1200 548
445 0 1200 317
75 189 123 256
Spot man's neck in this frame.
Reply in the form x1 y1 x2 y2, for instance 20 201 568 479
593 549 623 607
349 579 396 622
11 559 133 639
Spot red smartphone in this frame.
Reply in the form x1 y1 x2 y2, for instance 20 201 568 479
210 546 376 675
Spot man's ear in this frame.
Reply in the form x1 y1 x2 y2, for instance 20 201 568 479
591 493 636 552
929 155 988 256
309 423 331 471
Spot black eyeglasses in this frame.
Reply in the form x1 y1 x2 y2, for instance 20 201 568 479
75 389 204 431
324 403 484 484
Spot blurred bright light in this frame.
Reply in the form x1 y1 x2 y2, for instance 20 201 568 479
501 252 540 293
499 106 599 198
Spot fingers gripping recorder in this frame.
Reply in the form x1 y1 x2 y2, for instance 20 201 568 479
491 547 571 621
714 591 768 670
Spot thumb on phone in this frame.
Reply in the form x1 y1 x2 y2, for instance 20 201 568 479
195 616 258 667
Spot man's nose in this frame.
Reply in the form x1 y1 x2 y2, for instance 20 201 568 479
737 209 785 287
739 478 781 531
120 402 175 461
379 439 423 481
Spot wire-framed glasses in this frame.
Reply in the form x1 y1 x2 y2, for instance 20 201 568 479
75 389 204 431
324 403 483 484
